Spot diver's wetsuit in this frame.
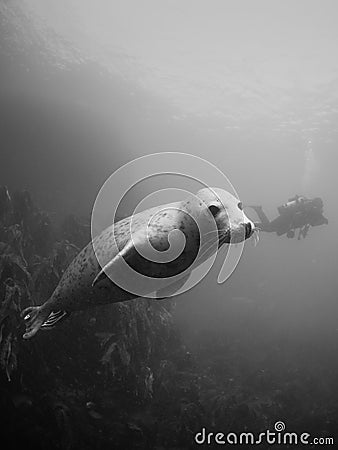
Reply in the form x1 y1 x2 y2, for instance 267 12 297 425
251 206 295 236
250 198 328 238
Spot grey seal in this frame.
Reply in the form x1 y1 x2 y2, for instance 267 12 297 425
21 187 255 339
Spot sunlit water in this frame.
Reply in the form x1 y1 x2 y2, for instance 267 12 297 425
1 2 338 448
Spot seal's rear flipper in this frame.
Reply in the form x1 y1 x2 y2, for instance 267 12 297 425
41 311 68 330
40 310 68 329
21 305 50 339
21 306 69 339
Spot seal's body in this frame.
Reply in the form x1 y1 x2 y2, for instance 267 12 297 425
22 188 255 339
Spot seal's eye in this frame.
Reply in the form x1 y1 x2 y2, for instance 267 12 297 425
237 202 243 211
208 205 220 217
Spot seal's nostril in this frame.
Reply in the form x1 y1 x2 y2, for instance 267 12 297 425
245 222 252 239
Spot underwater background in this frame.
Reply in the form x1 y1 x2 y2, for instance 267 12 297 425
0 1 338 448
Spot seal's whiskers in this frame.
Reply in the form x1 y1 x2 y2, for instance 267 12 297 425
198 236 221 261
252 228 260 247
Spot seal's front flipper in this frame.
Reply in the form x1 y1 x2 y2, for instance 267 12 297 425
156 273 190 300
92 237 137 287
40 310 68 329
92 230 183 289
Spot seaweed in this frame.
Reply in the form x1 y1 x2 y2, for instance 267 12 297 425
0 187 185 448
1 186 338 449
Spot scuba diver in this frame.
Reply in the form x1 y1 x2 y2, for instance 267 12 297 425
248 195 328 239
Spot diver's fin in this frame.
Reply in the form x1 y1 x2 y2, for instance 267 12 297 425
40 310 68 329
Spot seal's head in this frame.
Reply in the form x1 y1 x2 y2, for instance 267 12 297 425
195 187 255 245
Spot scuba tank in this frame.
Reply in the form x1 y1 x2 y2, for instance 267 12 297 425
277 195 305 215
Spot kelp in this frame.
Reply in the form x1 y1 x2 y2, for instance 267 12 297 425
1 186 337 449
98 300 174 402
0 264 29 381
0 186 184 448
